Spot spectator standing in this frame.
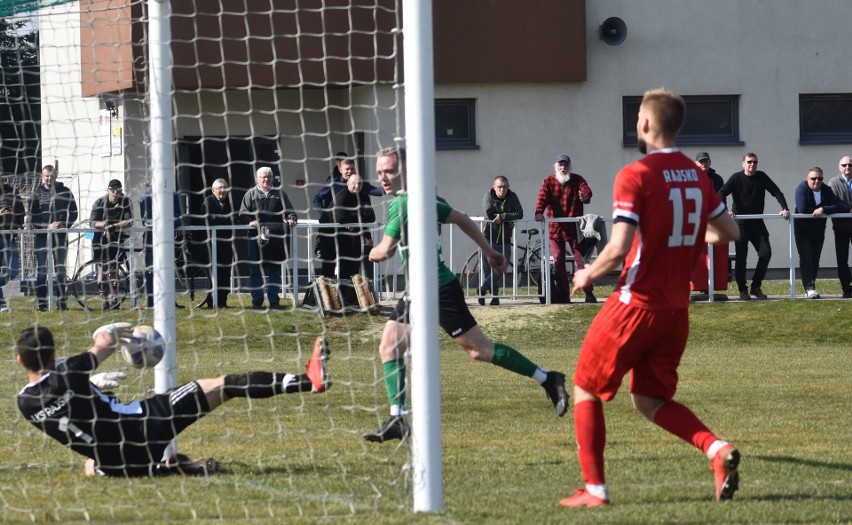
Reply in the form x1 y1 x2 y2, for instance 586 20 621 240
312 157 383 278
332 174 377 279
0 172 25 312
90 179 133 309
826 155 852 298
535 154 595 303
331 151 348 180
794 167 845 299
718 153 790 300
695 152 724 191
198 179 235 308
479 176 524 306
563 88 741 508
27 165 78 311
239 167 297 310
691 152 728 300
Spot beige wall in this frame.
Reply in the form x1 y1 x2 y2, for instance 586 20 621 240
433 0 852 268
39 0 852 272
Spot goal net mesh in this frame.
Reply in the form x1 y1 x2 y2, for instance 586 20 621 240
0 0 412 521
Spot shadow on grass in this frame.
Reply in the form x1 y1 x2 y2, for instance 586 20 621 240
753 454 852 473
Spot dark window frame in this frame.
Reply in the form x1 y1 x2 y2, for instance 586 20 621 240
435 98 479 150
799 93 852 144
622 95 742 147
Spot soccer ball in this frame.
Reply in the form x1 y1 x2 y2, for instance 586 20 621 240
121 325 165 369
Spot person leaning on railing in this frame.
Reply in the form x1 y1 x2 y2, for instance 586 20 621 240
826 155 852 298
718 153 789 301
794 167 846 299
479 175 523 306
89 179 133 310
26 165 78 311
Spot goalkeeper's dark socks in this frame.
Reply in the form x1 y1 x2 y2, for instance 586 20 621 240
223 372 311 398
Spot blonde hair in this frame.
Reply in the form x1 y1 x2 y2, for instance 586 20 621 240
641 88 685 139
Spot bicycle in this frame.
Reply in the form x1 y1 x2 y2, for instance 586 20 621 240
459 228 545 295
69 235 213 311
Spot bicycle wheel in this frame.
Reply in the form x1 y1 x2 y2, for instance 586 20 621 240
459 251 482 296
525 245 543 287
70 259 130 311
175 262 213 308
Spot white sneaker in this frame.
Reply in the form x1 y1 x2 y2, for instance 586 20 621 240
0 306 8 313
806 289 820 299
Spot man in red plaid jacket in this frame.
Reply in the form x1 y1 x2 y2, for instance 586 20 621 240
534 154 595 303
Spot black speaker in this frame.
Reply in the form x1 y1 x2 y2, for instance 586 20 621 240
599 17 627 46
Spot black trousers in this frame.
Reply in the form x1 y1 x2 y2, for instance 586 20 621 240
833 228 852 294
795 229 825 291
734 221 771 292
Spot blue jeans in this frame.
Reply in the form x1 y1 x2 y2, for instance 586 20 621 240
247 240 282 305
480 241 511 296
0 236 11 306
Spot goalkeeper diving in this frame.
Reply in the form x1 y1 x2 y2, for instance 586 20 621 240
15 323 330 477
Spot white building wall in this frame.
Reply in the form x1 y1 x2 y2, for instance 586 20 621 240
39 2 129 267
38 0 852 273
434 0 852 269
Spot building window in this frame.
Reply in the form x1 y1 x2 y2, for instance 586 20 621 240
622 95 741 146
435 98 478 150
800 94 852 144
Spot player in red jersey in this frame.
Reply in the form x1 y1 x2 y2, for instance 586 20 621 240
559 88 742 508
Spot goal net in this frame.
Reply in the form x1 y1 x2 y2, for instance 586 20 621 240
0 0 417 521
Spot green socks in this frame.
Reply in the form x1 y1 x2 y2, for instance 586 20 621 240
383 358 406 408
491 343 538 378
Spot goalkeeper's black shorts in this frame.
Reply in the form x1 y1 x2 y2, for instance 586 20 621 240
93 381 211 477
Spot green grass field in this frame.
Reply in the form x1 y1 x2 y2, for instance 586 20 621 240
0 287 849 524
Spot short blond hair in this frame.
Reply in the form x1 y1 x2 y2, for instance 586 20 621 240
641 88 685 139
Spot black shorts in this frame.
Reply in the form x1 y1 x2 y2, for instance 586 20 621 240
95 381 211 477
389 279 478 338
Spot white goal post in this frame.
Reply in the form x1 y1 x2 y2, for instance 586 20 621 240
0 0 448 520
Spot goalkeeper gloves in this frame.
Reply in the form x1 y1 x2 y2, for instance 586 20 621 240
92 322 134 346
90 371 127 389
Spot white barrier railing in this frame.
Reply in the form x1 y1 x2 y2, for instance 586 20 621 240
11 211 852 308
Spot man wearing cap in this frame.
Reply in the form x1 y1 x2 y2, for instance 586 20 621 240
695 152 724 192
90 179 134 309
535 154 594 302
691 153 728 301
27 165 78 311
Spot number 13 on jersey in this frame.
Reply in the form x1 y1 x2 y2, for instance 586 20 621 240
667 187 703 248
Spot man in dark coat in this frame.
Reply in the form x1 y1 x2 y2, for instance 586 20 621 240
27 165 78 311
239 167 297 309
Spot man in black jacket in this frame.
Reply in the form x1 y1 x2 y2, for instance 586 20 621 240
199 179 236 307
332 174 377 279
312 157 383 278
718 153 790 300
479 176 524 305
89 179 133 310
27 165 78 311
0 172 25 312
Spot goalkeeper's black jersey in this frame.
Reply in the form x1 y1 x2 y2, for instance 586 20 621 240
17 352 145 464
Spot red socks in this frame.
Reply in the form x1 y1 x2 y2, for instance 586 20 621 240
574 400 606 484
653 400 717 453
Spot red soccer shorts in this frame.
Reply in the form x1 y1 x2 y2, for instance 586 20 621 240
573 296 689 401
